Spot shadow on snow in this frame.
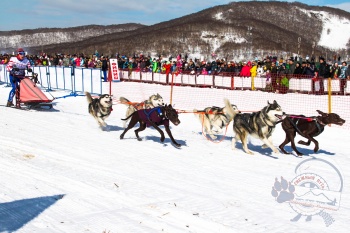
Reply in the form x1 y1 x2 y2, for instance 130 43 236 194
0 194 65 232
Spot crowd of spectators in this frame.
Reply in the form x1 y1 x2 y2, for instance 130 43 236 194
1 51 349 82
1 50 349 94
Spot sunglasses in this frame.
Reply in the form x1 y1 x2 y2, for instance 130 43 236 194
18 52 25 55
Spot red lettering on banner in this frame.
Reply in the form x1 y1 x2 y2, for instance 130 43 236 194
109 59 120 81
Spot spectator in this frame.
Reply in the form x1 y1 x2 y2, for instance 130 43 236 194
239 61 251 77
75 55 81 67
164 61 171 76
339 61 348 95
270 61 278 91
317 57 326 93
152 58 158 73
201 67 208 75
101 56 109 82
211 60 218 74
250 61 257 78
205 62 212 74
256 62 265 78
303 61 315 78
330 62 341 79
264 57 272 71
286 58 296 77
6 48 31 107
293 62 303 75
88 58 95 68
264 69 273 92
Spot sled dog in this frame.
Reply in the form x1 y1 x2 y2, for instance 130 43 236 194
119 93 164 128
232 100 285 154
194 99 240 139
279 110 345 156
85 92 113 129
120 104 181 147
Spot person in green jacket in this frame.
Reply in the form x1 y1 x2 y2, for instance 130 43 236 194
152 58 158 73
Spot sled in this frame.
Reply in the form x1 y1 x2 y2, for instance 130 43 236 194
15 76 54 109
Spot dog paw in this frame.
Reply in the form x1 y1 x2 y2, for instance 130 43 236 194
247 150 254 155
261 144 268 149
273 149 280 154
174 143 181 148
271 177 295 203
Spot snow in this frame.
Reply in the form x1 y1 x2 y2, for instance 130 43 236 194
201 31 246 52
297 9 350 50
1 80 350 233
317 12 350 50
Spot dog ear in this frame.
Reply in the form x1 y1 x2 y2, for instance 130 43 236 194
316 110 325 115
273 100 277 104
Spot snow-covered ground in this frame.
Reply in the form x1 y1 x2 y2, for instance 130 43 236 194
0 80 349 233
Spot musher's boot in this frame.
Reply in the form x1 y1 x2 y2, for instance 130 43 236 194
6 101 14 107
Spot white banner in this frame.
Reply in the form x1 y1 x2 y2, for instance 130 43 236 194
109 58 119 81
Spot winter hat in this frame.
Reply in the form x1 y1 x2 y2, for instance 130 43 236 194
17 48 24 53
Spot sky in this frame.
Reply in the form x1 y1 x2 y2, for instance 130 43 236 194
0 0 349 31
1 66 350 232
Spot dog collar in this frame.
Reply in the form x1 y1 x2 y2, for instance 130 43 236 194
316 117 326 126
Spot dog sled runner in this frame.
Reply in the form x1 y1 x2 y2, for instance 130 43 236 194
15 76 54 109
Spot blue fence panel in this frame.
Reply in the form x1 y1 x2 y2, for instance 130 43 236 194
0 65 104 95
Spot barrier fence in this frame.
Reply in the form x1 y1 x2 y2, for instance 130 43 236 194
119 69 350 95
1 65 349 95
0 65 105 95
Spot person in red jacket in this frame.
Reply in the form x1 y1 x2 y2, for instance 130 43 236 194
239 61 251 77
6 48 31 107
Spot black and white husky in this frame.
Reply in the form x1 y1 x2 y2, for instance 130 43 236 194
119 93 165 128
194 98 240 139
85 92 113 129
232 100 285 154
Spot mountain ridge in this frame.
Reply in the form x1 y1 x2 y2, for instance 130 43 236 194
1 1 349 60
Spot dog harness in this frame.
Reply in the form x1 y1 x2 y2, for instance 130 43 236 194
140 107 167 127
143 107 162 119
288 116 325 137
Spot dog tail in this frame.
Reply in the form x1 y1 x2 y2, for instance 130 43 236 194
223 98 235 121
119 96 131 106
121 111 136 121
85 92 93 104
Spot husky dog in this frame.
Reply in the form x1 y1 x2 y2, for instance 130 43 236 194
194 99 240 139
85 92 113 129
232 100 285 154
119 93 164 128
